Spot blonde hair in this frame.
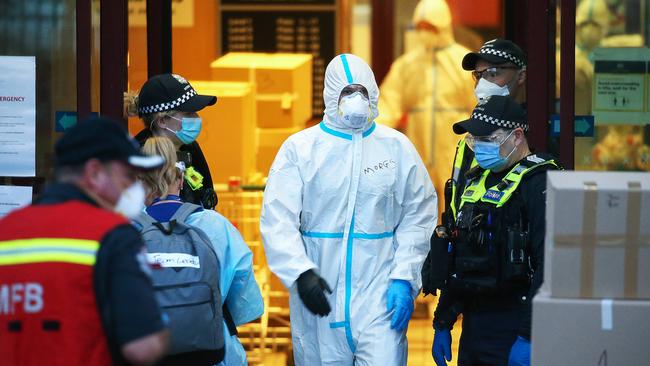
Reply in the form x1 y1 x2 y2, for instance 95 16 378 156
140 137 182 202
123 90 176 130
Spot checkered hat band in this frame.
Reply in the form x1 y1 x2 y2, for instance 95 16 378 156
138 89 197 114
479 48 524 68
472 112 529 132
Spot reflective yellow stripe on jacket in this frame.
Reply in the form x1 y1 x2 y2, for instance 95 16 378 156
0 238 100 266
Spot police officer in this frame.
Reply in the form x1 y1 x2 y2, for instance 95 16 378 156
429 96 560 366
463 38 527 104
0 117 169 366
131 73 219 209
452 39 529 209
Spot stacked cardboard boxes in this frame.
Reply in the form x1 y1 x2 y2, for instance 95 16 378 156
191 81 256 185
211 53 313 176
532 171 650 365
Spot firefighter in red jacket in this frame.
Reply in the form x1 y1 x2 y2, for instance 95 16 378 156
0 117 169 366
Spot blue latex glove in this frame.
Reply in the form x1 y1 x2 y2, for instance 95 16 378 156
508 336 531 366
386 279 414 330
432 327 452 366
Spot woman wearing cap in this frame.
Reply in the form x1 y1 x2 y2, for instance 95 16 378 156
139 136 264 366
125 73 218 209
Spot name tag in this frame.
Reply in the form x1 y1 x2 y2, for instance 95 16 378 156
147 253 200 268
463 189 475 197
483 190 504 201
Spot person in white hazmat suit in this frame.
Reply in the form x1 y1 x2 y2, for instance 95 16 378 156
260 54 438 365
376 0 475 198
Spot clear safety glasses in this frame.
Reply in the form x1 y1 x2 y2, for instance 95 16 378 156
472 66 520 82
465 130 514 151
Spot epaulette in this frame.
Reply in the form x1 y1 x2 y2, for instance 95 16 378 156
519 153 550 167
464 165 484 180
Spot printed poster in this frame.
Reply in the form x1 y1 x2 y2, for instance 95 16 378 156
0 56 36 177
592 48 649 125
0 185 32 218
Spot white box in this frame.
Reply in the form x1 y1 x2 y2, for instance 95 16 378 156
544 171 650 299
532 292 650 365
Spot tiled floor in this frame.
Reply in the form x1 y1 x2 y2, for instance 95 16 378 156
256 297 462 366
406 318 461 366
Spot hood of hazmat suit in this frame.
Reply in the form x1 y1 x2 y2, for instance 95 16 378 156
556 0 608 114
576 0 609 52
376 0 476 199
260 54 437 365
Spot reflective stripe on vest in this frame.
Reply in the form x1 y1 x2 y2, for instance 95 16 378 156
459 159 558 209
450 138 478 219
0 238 99 267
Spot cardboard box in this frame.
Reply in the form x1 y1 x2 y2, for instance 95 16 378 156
191 81 256 185
211 52 312 129
544 171 650 299
256 127 302 176
531 292 650 366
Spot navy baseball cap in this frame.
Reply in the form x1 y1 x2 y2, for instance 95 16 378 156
55 117 165 170
453 96 528 136
462 39 526 70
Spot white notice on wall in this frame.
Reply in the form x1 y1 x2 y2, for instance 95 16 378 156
0 185 32 217
0 56 36 176
591 48 650 125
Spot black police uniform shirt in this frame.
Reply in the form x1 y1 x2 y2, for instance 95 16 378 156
436 155 547 340
481 158 546 339
135 129 216 209
35 183 166 364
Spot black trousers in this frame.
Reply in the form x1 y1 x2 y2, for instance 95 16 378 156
457 307 522 366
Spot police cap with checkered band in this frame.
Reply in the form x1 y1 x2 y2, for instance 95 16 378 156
453 95 528 136
137 73 217 116
462 39 526 70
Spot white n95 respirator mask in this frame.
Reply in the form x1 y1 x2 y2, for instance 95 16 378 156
114 181 146 218
474 78 510 103
338 92 371 129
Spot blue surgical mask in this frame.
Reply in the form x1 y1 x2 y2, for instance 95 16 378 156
166 116 202 144
473 131 516 170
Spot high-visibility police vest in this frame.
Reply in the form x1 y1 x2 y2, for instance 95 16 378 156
0 201 127 366
449 139 478 220
449 154 559 293
459 155 559 209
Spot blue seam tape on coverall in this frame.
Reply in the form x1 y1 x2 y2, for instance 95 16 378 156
340 54 354 84
303 225 396 350
301 230 393 240
344 215 356 353
319 122 377 140
301 231 345 239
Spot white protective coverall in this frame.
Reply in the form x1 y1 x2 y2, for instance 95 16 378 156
186 210 265 366
376 0 475 196
260 54 437 365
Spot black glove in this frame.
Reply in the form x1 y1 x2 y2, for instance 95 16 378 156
296 269 332 316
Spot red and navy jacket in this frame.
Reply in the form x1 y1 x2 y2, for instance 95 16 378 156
0 183 165 366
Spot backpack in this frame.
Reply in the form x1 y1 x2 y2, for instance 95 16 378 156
132 202 224 363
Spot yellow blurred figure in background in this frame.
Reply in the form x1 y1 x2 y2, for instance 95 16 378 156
376 0 475 199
